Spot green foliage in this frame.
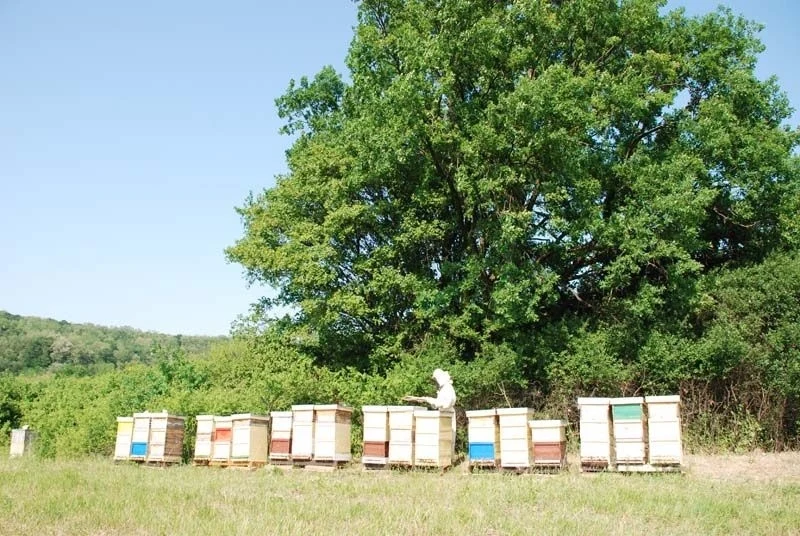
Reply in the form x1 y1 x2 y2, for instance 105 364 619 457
0 310 225 374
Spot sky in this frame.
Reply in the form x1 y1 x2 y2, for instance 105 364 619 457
1 1 798 336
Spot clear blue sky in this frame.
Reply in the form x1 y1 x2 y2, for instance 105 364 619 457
1 1 797 336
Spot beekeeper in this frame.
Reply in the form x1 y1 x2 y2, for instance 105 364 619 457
403 368 457 458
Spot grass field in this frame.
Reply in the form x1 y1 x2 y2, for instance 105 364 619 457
1 454 798 535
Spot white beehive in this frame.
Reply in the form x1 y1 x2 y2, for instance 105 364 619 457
291 404 316 461
497 408 534 468
114 417 133 461
193 415 215 462
314 405 352 463
388 405 424 465
269 411 293 461
413 409 455 468
231 414 270 464
578 397 613 470
130 412 152 460
211 415 233 463
147 411 185 463
9 426 36 457
645 395 682 466
362 405 390 465
610 397 647 465
529 419 567 467
465 409 499 467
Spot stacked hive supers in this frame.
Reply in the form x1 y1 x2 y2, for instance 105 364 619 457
610 397 647 466
529 419 567 468
387 406 422 466
413 409 455 469
645 395 682 466
313 405 352 463
269 411 292 462
211 415 233 464
230 414 270 466
114 417 133 461
465 409 499 469
578 397 613 471
291 405 315 463
497 408 534 469
128 411 184 464
361 405 390 466
193 415 214 464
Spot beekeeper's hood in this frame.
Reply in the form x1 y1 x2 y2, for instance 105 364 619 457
432 368 452 387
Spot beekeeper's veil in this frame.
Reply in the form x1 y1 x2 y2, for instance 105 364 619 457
432 368 452 388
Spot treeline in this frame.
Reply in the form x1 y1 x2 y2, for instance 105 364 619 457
0 311 225 375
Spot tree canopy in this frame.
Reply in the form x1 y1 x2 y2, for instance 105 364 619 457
228 0 799 377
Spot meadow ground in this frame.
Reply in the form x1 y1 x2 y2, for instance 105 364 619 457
1 453 798 535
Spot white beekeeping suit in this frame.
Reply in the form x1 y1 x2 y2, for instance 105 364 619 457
427 369 457 460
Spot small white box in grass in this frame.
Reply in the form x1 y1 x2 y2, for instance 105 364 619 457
10 426 36 458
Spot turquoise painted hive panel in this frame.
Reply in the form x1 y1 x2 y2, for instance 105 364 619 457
612 404 642 420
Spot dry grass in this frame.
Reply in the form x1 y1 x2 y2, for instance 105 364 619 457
1 455 798 535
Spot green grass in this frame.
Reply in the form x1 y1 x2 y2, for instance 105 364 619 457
1 457 798 535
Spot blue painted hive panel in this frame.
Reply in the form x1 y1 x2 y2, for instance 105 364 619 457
130 442 148 456
469 442 496 460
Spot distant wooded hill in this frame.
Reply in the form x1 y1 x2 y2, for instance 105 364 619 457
0 311 226 374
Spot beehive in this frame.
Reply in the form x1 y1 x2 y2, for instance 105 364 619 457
231 414 270 464
388 406 424 465
193 415 215 462
645 395 682 466
313 405 352 463
147 411 185 463
529 419 567 467
114 417 133 461
361 405 390 465
413 409 455 468
578 397 613 470
9 426 36 457
211 415 233 463
130 412 152 460
291 404 315 461
610 397 647 465
269 411 293 461
465 409 499 468
497 408 535 468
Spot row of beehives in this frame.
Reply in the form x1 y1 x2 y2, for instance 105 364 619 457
578 395 682 472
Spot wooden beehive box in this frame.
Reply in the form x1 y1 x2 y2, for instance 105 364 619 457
114 417 133 461
413 409 455 469
269 411 293 461
194 415 215 462
130 412 152 460
578 397 613 470
610 397 647 465
291 404 315 461
645 395 682 466
362 405 389 465
465 409 499 467
529 419 567 467
147 411 185 463
387 405 424 465
211 415 233 463
497 408 534 468
313 404 352 463
9 426 36 457
231 413 270 464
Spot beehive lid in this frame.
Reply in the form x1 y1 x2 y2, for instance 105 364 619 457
577 397 610 406
362 405 388 412
466 409 496 418
116 416 133 423
214 416 233 426
645 395 680 404
133 411 151 418
610 397 644 405
231 413 270 422
387 405 424 412
270 411 293 418
528 419 567 428
314 404 352 413
291 404 316 411
496 407 533 416
415 409 454 418
196 414 215 421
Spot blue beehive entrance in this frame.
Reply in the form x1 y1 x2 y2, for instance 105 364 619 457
469 442 495 461
130 442 147 456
